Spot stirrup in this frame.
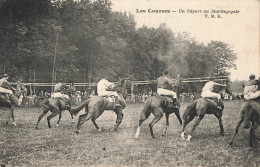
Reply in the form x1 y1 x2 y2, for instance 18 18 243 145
216 106 222 110
115 103 122 107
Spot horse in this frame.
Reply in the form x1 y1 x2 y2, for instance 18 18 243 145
181 85 232 141
72 78 131 135
134 95 182 139
35 84 77 129
228 100 260 148
0 82 27 126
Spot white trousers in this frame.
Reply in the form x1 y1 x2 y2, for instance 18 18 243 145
0 87 13 94
201 90 221 100
52 92 69 99
244 91 260 100
98 90 119 97
157 88 177 98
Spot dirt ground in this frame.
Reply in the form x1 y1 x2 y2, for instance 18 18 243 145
0 100 259 167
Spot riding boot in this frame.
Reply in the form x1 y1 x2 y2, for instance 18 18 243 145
114 96 121 107
65 99 71 109
172 98 179 109
7 94 12 103
216 100 222 110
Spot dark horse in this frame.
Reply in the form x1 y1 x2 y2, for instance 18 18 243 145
181 85 232 141
72 78 131 135
35 84 77 129
228 100 260 148
0 82 27 126
134 96 182 139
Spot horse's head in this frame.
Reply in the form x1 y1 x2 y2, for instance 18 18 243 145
66 84 77 98
15 82 28 98
116 77 132 99
217 84 232 99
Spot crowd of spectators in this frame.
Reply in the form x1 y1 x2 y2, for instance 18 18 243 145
17 89 240 107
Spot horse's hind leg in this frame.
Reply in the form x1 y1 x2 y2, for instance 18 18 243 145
249 120 258 147
91 119 101 131
187 115 204 141
134 107 152 138
228 107 247 148
181 115 195 139
149 108 163 138
47 112 59 128
113 109 124 131
70 112 74 124
175 109 182 125
56 111 62 127
35 107 49 129
214 112 224 136
75 113 92 135
162 113 169 137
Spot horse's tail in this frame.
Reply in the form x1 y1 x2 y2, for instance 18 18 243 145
241 101 254 129
182 100 197 120
70 98 91 116
140 97 153 118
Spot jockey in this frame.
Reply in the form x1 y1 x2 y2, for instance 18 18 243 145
97 77 121 107
0 74 16 102
52 79 70 107
157 71 178 108
243 74 260 100
201 77 226 109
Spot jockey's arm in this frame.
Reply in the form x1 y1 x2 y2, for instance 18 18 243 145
4 81 15 91
214 82 226 87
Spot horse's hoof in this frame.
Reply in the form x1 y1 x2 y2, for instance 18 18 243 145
133 135 138 139
13 122 17 126
71 120 74 124
152 136 155 139
187 135 192 141
220 132 224 136
5 121 8 125
56 124 59 127
48 126 51 128
74 130 79 135
181 132 185 139
98 129 102 132
162 133 166 137
35 127 39 130
226 144 232 149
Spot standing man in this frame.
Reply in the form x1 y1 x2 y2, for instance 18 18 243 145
0 74 15 103
157 71 178 108
201 77 226 109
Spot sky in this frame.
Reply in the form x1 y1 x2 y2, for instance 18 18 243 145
110 0 260 81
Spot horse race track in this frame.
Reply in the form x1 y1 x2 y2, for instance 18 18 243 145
0 100 259 167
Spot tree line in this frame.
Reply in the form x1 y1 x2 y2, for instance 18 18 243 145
0 0 237 91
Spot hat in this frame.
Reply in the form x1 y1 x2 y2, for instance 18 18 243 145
249 74 255 79
3 74 9 77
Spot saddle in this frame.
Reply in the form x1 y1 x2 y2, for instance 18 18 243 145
203 97 223 110
102 95 116 103
159 95 179 108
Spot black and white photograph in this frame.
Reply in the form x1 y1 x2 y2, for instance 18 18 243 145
0 0 259 166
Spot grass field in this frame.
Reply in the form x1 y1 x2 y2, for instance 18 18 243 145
0 100 259 167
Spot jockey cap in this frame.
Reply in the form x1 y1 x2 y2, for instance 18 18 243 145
3 74 9 78
249 74 255 79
